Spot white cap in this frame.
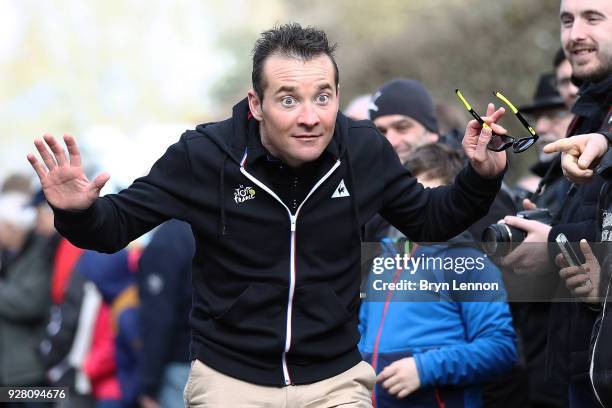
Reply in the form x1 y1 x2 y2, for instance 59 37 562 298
0 192 37 230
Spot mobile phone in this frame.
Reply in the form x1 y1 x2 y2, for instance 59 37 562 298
555 233 583 267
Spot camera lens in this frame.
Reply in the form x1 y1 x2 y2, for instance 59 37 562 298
482 223 526 257
482 227 501 256
482 225 507 257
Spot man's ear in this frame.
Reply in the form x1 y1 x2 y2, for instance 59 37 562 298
247 89 263 121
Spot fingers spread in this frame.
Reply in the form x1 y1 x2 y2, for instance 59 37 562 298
64 134 82 167
44 134 68 166
27 154 47 181
35 137 58 170
91 172 111 192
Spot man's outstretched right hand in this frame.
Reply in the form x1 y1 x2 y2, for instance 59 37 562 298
27 134 110 210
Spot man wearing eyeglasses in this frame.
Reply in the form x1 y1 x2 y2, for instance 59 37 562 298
501 0 612 406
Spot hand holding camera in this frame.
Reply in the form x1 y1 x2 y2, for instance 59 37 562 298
481 204 555 275
497 211 554 275
482 208 552 258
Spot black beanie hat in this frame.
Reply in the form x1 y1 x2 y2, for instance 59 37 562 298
368 78 439 134
518 73 565 114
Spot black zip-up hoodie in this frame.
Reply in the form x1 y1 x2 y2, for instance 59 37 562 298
53 98 503 386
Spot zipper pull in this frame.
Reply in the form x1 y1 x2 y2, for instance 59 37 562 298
290 215 297 232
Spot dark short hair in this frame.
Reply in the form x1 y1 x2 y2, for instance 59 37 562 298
553 47 567 69
252 23 339 101
404 144 465 185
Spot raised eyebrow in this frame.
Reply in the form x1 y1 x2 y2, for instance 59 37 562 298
274 86 297 95
316 83 334 92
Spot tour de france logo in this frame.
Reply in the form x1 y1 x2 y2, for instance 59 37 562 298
234 185 256 204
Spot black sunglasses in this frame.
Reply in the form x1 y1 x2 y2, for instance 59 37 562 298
455 89 539 153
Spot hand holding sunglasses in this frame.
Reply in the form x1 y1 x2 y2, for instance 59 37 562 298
460 100 508 179
455 89 539 153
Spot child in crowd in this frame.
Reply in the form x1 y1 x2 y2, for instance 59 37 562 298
359 144 517 407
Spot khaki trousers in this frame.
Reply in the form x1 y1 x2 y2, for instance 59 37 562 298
183 359 376 408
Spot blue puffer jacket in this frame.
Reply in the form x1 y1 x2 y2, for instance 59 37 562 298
359 236 517 407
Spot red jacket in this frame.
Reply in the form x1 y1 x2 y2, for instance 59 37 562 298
82 304 121 400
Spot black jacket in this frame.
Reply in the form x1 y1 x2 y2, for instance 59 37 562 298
546 74 612 387
589 181 612 408
548 75 612 246
588 103 612 408
53 98 502 386
530 157 568 216
138 219 194 397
